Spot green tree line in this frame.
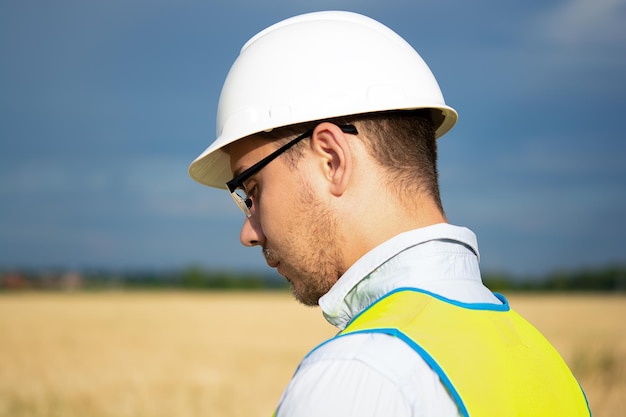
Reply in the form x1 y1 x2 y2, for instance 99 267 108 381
1 264 625 292
483 264 626 292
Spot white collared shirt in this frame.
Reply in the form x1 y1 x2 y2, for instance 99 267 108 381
275 224 502 417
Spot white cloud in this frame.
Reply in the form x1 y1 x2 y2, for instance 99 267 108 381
539 0 626 47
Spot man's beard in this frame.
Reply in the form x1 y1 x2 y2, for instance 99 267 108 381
263 185 343 306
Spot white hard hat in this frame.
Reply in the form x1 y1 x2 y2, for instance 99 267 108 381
189 10 458 188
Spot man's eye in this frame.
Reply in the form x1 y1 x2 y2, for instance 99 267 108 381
247 185 258 199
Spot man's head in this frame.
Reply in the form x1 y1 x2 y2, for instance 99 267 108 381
189 11 457 305
226 111 445 305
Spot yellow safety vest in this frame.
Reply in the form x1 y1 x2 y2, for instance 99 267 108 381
339 288 591 417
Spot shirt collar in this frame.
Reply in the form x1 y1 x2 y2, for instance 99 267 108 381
319 223 481 329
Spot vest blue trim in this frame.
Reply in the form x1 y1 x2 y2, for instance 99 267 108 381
345 287 509 329
299 326 470 416
298 289 509 416
352 327 470 417
304 288 508 363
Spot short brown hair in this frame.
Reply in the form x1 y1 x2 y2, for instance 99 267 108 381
256 110 443 213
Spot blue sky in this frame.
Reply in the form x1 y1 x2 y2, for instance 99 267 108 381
1 0 625 278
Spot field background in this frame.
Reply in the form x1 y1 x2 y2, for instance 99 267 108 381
1 291 624 417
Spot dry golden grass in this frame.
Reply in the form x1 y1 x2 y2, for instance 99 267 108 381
0 291 624 417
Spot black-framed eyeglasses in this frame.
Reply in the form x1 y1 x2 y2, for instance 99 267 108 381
226 124 358 217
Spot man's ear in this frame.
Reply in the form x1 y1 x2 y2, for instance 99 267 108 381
309 122 353 196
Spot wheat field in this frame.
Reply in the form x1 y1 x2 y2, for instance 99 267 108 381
0 291 624 417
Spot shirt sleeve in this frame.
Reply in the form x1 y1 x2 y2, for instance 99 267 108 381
274 333 461 417
276 351 412 417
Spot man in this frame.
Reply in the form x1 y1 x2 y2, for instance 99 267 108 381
189 11 590 417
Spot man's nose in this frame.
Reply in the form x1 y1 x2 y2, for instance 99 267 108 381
240 216 265 247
